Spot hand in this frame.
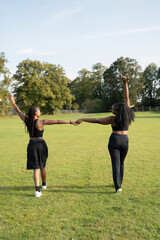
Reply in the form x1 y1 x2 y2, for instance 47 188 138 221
71 121 79 126
121 75 129 83
9 94 15 103
74 119 83 125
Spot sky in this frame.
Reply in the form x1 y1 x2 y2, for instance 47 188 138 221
1 0 160 80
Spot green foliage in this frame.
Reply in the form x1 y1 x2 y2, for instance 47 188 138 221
91 63 107 99
69 68 93 107
72 102 80 110
141 63 160 106
102 57 143 111
13 59 73 114
0 52 12 116
69 63 107 108
82 98 103 113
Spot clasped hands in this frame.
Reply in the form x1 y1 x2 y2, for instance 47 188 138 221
72 119 83 126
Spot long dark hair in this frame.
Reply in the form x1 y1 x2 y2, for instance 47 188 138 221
113 102 135 129
24 106 39 137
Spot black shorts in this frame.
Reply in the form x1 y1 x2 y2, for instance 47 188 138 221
27 139 48 170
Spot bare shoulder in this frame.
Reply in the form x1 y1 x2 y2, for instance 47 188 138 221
36 119 44 130
108 115 115 120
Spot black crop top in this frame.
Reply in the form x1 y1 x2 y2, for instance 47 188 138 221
112 124 128 131
30 119 44 137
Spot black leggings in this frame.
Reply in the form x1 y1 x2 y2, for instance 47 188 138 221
108 133 129 190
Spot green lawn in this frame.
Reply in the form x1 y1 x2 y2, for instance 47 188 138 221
0 112 160 240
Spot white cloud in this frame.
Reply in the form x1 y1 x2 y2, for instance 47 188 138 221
19 48 36 54
46 5 85 24
38 50 62 56
122 26 160 34
83 25 160 39
137 56 160 68
54 7 83 21
18 48 61 56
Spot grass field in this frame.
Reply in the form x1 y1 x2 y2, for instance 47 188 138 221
0 111 160 240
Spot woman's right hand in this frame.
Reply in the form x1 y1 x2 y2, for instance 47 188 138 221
75 119 83 125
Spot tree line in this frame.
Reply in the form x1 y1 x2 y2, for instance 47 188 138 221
0 52 160 116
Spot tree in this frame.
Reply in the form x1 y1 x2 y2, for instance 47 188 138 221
141 63 160 106
102 57 143 111
82 98 103 113
69 68 93 107
0 52 12 116
13 59 73 114
69 63 107 108
91 63 107 99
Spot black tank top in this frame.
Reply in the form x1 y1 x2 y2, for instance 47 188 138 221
31 119 44 137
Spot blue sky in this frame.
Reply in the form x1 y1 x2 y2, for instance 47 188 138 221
1 0 160 80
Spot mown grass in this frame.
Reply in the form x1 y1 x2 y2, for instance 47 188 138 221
0 112 160 240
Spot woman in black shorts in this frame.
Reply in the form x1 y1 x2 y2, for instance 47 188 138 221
9 95 77 197
75 76 135 193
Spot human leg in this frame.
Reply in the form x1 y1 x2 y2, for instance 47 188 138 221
41 168 47 189
33 169 40 187
108 133 124 191
120 136 129 184
109 147 121 190
120 161 124 184
37 140 48 189
33 169 42 197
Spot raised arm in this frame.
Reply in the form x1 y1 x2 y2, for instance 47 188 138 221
9 94 25 121
75 116 115 125
121 76 130 108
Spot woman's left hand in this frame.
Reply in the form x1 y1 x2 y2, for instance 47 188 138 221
121 75 129 83
9 94 15 103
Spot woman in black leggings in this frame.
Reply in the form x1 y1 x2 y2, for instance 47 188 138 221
75 76 135 193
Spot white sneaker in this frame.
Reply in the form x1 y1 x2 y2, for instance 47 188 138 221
116 188 122 194
42 185 47 190
35 191 42 197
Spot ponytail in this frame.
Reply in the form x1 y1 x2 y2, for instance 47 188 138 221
24 106 39 137
114 103 135 129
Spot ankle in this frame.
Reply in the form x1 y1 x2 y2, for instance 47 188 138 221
36 186 40 192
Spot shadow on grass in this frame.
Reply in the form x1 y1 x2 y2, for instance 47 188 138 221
136 116 160 119
49 185 114 194
0 186 34 197
0 185 114 195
